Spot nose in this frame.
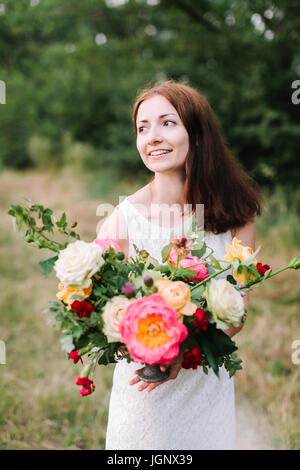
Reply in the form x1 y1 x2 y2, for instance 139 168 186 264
146 125 163 144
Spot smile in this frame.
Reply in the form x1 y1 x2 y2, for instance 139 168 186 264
149 149 172 158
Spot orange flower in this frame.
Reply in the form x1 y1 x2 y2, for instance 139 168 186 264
136 314 172 349
56 282 92 310
222 237 257 286
154 279 197 320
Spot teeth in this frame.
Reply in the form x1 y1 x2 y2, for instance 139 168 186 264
150 150 171 156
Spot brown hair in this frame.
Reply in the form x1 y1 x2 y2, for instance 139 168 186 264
132 80 262 234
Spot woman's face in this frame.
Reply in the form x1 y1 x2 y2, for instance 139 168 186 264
136 94 190 174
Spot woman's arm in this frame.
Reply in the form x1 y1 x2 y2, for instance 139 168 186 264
96 207 129 260
225 218 256 338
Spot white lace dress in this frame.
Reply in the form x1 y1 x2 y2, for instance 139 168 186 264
105 197 236 450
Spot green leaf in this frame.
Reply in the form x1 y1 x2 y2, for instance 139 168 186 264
242 246 261 266
224 353 243 378
263 269 272 279
89 332 107 348
10 204 23 214
203 325 238 357
191 285 205 299
208 254 222 270
69 231 80 239
156 265 171 274
207 266 215 275
161 244 172 263
226 275 237 285
232 257 240 272
60 335 74 353
191 244 206 259
176 267 197 278
16 215 23 230
39 255 58 277
197 331 219 377
247 264 259 276
288 255 300 269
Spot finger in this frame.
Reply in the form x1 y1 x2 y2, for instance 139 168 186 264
129 376 141 385
138 381 150 392
146 381 164 392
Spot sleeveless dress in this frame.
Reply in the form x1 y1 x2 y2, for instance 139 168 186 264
105 197 236 450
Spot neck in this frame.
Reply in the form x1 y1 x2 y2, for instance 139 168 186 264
150 171 186 207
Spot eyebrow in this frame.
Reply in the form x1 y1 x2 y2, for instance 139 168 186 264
137 113 177 124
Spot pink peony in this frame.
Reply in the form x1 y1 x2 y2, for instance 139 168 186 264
168 247 189 267
179 256 209 282
119 294 188 365
94 238 121 253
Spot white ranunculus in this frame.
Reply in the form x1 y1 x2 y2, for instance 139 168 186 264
103 296 134 343
54 240 104 289
203 278 245 329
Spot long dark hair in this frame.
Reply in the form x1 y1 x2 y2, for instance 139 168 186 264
132 80 262 234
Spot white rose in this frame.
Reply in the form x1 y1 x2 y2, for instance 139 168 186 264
103 296 134 343
203 278 245 329
54 240 104 289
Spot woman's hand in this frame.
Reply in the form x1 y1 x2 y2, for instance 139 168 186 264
129 351 184 392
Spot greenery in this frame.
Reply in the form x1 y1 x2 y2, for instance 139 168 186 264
7 198 248 379
0 0 300 188
1 0 300 451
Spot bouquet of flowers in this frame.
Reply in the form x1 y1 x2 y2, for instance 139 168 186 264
9 201 300 397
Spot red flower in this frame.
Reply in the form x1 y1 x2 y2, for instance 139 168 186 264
256 262 271 276
79 387 93 396
193 308 209 333
75 376 95 396
69 350 83 364
182 347 203 370
75 376 94 387
71 299 94 318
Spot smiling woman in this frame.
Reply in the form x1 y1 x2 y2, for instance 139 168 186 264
99 79 262 450
136 97 190 175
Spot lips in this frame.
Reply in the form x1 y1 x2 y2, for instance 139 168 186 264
148 149 173 157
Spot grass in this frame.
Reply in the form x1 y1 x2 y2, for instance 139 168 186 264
0 167 299 449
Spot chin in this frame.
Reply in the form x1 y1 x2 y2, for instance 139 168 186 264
148 161 185 174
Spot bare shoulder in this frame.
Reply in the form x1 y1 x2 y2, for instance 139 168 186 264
127 184 150 205
231 218 255 250
96 184 150 260
96 206 129 259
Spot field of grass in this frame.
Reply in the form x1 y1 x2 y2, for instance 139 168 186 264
0 168 299 449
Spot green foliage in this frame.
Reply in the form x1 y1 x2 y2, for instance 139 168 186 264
8 200 80 254
0 0 299 188
224 353 243 378
39 255 59 277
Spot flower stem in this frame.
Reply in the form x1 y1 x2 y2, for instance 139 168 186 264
240 265 291 290
190 265 232 291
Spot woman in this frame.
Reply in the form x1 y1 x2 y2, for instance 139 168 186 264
98 80 261 450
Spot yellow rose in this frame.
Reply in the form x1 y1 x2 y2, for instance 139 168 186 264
56 281 92 310
222 237 257 286
154 279 197 320
155 279 173 294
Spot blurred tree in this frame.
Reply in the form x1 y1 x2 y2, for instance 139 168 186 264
0 0 299 187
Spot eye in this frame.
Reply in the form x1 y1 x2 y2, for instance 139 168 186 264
138 126 147 133
164 120 176 126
